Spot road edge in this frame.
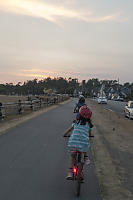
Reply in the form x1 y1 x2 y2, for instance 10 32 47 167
0 99 71 136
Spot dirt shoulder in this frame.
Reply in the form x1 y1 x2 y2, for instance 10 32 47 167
86 99 133 200
0 99 71 136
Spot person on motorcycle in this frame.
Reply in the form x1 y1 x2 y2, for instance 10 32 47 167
64 105 94 179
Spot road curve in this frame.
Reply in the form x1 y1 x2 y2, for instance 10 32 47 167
0 100 101 200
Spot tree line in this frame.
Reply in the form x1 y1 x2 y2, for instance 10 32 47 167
0 77 133 99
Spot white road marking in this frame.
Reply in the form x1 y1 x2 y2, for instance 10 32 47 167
106 108 114 112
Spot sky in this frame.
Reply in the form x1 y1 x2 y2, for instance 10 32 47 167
0 0 133 84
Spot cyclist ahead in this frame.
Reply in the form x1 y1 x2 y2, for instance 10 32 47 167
73 95 86 113
73 95 93 128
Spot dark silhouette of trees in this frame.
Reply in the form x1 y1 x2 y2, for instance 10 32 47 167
0 77 133 99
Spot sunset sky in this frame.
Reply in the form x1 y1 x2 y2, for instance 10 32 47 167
0 0 133 84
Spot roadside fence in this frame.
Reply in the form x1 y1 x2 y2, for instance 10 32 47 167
0 95 69 120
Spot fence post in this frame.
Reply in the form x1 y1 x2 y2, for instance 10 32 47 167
39 98 42 108
0 102 5 120
41 98 44 107
30 100 34 111
54 97 56 104
57 96 59 103
46 98 49 106
18 100 24 114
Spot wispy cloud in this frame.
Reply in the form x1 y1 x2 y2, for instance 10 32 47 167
14 68 90 81
0 0 126 24
17 68 57 79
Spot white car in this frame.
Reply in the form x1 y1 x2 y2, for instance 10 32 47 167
98 97 107 104
124 101 133 119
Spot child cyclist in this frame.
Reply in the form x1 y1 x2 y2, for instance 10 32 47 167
63 105 93 179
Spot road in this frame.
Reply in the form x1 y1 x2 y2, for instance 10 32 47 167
94 99 127 116
104 100 127 116
0 100 101 200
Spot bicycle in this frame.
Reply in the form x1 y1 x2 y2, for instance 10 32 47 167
64 134 94 196
71 150 84 196
64 135 85 197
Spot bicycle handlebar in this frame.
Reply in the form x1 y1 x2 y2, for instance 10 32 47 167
63 135 70 137
63 135 94 138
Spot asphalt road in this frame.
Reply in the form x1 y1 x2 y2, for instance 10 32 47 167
104 100 127 116
95 99 127 116
0 100 101 200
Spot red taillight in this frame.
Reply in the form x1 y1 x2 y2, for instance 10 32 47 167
73 167 78 174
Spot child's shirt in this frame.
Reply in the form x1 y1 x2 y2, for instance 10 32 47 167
68 122 90 152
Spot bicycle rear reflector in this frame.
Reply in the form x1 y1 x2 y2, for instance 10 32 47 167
73 167 78 174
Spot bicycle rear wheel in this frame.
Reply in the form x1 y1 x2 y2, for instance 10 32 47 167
73 175 81 197
73 151 83 196
76 179 81 196
75 164 82 196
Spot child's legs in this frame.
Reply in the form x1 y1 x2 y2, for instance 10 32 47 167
69 153 76 169
84 152 90 161
83 152 90 165
84 152 88 159
66 153 76 179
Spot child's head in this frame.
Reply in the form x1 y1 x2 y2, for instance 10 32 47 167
79 105 92 119
78 105 92 125
79 95 85 104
